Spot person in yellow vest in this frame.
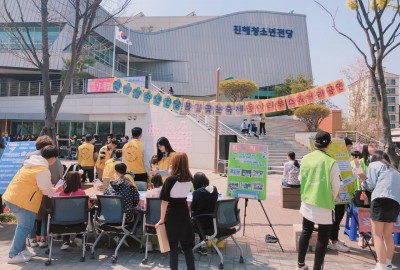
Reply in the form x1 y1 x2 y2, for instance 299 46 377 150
95 138 118 180
103 149 122 180
297 131 340 270
259 113 266 135
122 127 150 184
150 137 176 182
77 134 95 183
3 145 59 264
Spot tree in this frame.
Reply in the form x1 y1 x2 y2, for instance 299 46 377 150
0 0 131 141
315 0 400 167
219 79 258 102
294 104 331 131
273 74 313 96
61 57 95 80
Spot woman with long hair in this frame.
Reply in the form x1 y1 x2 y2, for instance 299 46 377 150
282 151 300 187
150 137 176 182
363 151 400 270
155 152 194 270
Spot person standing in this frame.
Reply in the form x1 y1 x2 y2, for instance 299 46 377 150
168 87 174 95
103 149 122 180
297 131 340 270
3 146 59 264
77 134 95 183
122 127 150 184
155 152 195 270
363 151 400 270
150 137 176 182
259 113 266 135
2 131 11 145
327 137 353 253
95 138 118 181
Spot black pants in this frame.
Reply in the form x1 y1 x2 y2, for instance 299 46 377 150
81 167 94 182
63 234 83 243
298 217 332 270
169 241 195 270
330 204 345 241
259 122 266 134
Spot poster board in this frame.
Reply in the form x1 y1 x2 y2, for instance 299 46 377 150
226 143 268 200
359 207 400 232
0 141 37 194
310 138 356 204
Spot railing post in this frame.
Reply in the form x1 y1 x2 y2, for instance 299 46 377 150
18 81 20 96
28 82 31 96
356 132 358 144
38 82 41 96
8 82 10 96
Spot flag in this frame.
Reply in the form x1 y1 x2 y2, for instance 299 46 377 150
115 26 132 45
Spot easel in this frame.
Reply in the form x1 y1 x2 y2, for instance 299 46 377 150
242 198 284 252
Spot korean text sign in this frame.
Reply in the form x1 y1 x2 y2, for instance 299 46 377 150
227 143 268 200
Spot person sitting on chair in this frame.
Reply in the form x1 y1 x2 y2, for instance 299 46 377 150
191 172 218 256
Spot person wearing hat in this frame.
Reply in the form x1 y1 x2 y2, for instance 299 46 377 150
327 137 353 253
77 134 95 183
297 131 340 270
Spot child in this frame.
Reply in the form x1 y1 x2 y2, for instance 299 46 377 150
58 171 86 250
146 173 163 198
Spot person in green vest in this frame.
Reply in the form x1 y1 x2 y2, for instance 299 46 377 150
297 131 340 270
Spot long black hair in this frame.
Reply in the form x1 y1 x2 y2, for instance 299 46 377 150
288 151 300 168
157 137 175 162
361 144 370 167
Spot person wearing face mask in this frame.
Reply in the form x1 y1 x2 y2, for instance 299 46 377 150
150 137 176 182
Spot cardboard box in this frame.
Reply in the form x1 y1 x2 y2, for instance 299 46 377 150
156 224 170 253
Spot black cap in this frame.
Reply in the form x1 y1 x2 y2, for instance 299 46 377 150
315 131 331 148
85 134 92 141
344 137 353 146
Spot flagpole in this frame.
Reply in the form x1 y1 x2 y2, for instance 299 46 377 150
127 29 130 77
112 25 116 77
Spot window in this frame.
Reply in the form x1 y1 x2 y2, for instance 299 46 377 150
83 122 96 135
391 124 396 129
371 97 376 103
386 88 396 94
387 97 396 103
111 122 126 140
371 106 376 112
386 79 396 86
33 121 44 136
387 106 396 112
70 122 83 139
390 115 396 121
98 122 111 136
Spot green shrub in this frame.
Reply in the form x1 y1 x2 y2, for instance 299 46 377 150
0 213 17 224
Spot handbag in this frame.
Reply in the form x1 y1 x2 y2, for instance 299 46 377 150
353 189 371 208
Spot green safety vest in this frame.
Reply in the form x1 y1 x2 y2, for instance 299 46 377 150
300 150 336 210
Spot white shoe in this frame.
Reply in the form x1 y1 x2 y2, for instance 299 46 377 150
338 239 346 245
38 240 48 248
29 238 38 247
60 242 70 250
8 253 31 264
21 248 36 257
296 265 309 270
327 241 350 252
74 237 83 248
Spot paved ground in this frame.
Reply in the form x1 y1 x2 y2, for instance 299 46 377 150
1 164 399 269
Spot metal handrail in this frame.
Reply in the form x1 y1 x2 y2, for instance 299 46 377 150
334 131 384 149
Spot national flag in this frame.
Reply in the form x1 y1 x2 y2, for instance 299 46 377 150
115 26 132 45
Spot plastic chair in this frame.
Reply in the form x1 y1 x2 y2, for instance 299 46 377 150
192 198 244 269
90 195 140 264
136 181 148 191
141 198 162 265
45 196 90 266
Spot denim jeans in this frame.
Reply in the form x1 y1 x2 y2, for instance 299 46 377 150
5 200 36 257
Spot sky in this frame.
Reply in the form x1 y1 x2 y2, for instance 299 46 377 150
121 0 400 111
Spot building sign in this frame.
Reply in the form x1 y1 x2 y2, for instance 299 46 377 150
227 143 268 200
87 76 146 93
233 25 293 38
0 141 37 194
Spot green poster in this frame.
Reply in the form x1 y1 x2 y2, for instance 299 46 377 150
310 138 356 204
226 143 268 200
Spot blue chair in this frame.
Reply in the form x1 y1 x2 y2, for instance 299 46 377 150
136 181 148 191
192 199 244 270
45 196 90 266
141 198 161 265
344 203 359 241
90 195 140 264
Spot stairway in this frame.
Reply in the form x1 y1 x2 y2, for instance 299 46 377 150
227 116 310 175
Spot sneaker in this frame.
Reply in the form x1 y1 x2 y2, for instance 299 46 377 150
296 264 309 270
38 240 48 248
29 239 38 247
338 239 346 245
146 241 153 252
60 242 70 250
327 241 350 252
8 253 31 264
196 246 208 256
21 248 36 257
74 237 83 248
